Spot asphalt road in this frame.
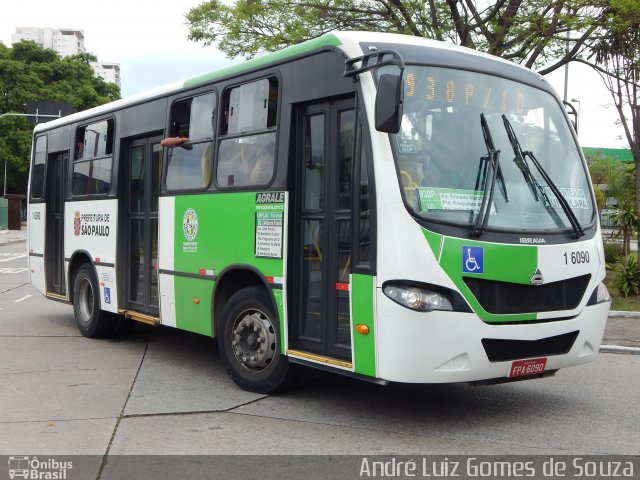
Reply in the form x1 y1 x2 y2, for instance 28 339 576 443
0 241 638 479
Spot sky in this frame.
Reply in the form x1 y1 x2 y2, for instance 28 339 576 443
0 0 629 150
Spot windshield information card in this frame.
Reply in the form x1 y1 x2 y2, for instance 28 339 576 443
418 187 488 213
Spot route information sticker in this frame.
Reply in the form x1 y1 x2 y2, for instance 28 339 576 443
418 187 493 213
255 192 285 259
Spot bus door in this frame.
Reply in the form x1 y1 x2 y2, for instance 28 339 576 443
290 97 356 361
45 152 67 296
124 136 162 316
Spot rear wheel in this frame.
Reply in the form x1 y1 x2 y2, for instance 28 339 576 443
218 286 302 393
72 263 116 338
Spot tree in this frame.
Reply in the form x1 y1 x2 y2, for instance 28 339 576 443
589 0 640 249
0 41 120 194
611 199 638 256
186 0 608 74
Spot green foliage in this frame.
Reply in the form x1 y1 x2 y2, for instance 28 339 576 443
185 0 608 72
610 200 639 256
593 186 607 211
0 41 120 194
613 253 640 297
587 152 618 185
603 240 624 265
591 0 640 221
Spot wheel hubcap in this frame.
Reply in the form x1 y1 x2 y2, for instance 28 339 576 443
78 279 93 324
231 309 277 373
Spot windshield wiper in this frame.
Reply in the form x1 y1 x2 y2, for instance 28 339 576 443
501 114 539 201
502 114 569 229
471 114 507 237
501 115 585 238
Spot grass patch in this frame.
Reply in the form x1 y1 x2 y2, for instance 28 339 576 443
604 271 640 311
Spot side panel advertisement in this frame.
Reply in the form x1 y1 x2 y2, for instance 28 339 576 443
65 200 118 313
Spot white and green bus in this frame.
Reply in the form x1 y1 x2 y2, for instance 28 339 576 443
27 31 610 393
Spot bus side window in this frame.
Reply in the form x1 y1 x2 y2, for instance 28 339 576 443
165 92 216 191
71 119 114 197
217 77 278 188
30 135 48 200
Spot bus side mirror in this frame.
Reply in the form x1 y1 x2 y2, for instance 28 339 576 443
375 73 403 134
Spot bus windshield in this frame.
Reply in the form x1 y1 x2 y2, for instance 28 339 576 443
390 65 594 232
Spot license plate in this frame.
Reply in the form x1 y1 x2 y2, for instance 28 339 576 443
509 358 547 377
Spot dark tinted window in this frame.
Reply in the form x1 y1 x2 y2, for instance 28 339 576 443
72 120 114 196
217 78 278 188
166 92 215 191
30 135 47 200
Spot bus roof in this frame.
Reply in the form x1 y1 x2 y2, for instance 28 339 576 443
34 31 539 134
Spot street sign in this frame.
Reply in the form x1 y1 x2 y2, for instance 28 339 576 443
25 101 73 124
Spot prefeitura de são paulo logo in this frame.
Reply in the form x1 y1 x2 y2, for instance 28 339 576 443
182 208 198 241
73 211 81 236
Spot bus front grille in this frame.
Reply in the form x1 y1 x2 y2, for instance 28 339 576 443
482 331 579 362
463 274 591 315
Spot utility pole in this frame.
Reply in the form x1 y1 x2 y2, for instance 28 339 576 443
563 31 570 102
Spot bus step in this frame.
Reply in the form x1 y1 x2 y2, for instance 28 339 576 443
46 292 68 302
119 310 160 326
287 349 352 369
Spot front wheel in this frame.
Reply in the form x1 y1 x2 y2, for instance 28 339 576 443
218 286 302 393
72 263 116 338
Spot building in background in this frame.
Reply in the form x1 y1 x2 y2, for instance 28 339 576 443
12 27 86 56
11 27 120 88
91 62 121 86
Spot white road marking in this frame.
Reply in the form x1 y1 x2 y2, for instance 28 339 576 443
0 268 28 274
0 254 27 263
14 295 32 303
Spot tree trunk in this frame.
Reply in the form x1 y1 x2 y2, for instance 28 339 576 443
624 227 630 256
634 121 640 254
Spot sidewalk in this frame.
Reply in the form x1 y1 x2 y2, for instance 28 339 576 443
0 226 27 247
1 226 638 351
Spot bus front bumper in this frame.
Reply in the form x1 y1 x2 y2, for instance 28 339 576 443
374 292 610 384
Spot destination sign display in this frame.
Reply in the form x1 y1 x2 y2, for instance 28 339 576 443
403 67 527 115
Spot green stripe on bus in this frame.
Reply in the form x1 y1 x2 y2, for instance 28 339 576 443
423 228 442 258
439 236 538 322
352 273 376 377
422 228 538 323
184 34 342 89
272 289 286 353
173 192 285 335
174 276 214 336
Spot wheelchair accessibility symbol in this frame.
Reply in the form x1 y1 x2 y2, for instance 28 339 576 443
462 246 484 274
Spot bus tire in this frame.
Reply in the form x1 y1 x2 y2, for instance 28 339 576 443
72 263 115 338
218 286 302 393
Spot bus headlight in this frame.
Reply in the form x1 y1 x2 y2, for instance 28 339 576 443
587 282 611 305
383 283 453 311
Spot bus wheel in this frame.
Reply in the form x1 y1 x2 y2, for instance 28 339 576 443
72 264 115 338
218 286 302 393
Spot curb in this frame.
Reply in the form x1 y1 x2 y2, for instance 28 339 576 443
599 345 640 355
0 238 27 247
608 310 640 318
